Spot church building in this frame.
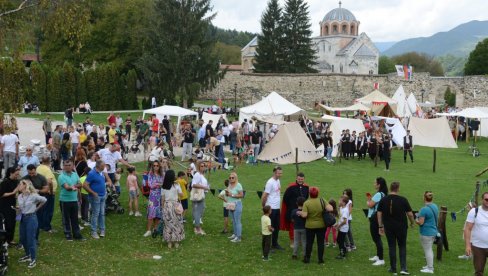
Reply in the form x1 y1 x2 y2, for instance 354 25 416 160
241 2 379 75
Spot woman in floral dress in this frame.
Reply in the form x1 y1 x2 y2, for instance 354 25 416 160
143 160 165 237
161 170 185 248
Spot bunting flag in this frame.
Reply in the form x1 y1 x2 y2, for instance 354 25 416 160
210 189 216 196
451 179 488 221
257 191 263 199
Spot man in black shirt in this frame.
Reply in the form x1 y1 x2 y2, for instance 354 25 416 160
377 182 415 275
205 120 214 140
181 124 194 161
250 127 263 157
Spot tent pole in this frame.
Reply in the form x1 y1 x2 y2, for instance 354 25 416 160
466 119 470 144
433 148 436 173
455 118 458 143
295 147 299 174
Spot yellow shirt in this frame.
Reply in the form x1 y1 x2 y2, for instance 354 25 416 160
176 178 188 200
79 175 88 195
108 129 116 144
261 215 272 235
36 164 58 192
79 133 87 143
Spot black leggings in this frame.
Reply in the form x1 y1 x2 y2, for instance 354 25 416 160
369 216 384 260
305 227 326 262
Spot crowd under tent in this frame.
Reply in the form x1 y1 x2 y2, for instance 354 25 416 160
436 107 488 142
321 114 366 157
257 122 323 165
201 112 229 129
239 91 306 123
143 105 198 132
355 89 397 117
475 107 488 137
318 102 371 114
370 116 407 147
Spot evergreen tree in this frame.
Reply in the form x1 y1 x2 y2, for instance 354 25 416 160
281 0 317 73
75 69 87 104
137 0 221 107
62 62 77 108
85 69 99 110
254 0 284 73
0 59 28 113
126 69 139 109
464 38 488 75
30 62 48 111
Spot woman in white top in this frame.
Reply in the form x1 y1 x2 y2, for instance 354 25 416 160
191 161 210 235
343 188 356 250
161 170 185 248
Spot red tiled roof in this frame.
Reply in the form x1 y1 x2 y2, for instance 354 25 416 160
22 54 40 62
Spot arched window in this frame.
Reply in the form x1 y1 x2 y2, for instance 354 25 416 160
332 25 338 34
325 26 329 35
342 25 347 34
350 25 355 35
332 65 335 73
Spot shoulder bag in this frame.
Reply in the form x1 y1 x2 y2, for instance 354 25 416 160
320 198 336 227
426 204 442 244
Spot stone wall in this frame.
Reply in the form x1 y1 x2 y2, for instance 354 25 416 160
201 71 488 109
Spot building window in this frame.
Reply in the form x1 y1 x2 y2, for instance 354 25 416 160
325 26 329 35
350 26 355 35
340 64 343 73
329 45 331 52
333 25 338 34
342 25 347 34
332 65 334 73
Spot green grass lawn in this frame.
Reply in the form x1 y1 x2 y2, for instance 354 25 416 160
7 139 488 275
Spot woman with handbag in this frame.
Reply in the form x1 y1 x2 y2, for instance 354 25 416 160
297 187 332 264
415 191 439 274
161 170 185 248
226 172 244 243
143 160 165 237
366 177 388 266
191 161 210 235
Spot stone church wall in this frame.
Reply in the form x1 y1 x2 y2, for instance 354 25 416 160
201 71 488 109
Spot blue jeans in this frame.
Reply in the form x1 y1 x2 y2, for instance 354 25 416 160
20 214 38 260
43 194 55 231
327 147 332 160
36 199 47 240
89 195 106 234
229 201 243 238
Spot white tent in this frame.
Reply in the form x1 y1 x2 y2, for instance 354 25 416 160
143 105 198 132
371 116 407 147
392 85 412 118
321 115 366 157
407 93 422 117
239 91 305 123
257 122 322 164
407 117 457 148
355 89 397 117
475 107 488 137
201 112 229 129
318 103 370 113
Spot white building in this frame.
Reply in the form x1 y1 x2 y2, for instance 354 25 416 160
242 3 379 75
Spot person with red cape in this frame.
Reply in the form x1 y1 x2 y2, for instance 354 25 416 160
280 172 309 248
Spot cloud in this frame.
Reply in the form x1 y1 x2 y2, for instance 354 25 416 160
211 0 488 42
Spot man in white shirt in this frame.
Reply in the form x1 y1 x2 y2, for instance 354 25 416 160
69 126 80 158
98 144 133 183
261 166 283 250
465 192 488 276
151 97 156 108
0 130 19 171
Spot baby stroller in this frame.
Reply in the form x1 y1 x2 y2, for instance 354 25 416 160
0 214 8 275
105 187 125 214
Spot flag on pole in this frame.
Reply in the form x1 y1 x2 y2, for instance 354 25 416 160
373 82 379 90
395 65 404 77
403 65 409 80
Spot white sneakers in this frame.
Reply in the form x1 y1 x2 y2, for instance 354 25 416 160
369 256 379 261
129 211 134 216
143 231 152 237
372 259 385 266
134 212 142 217
420 266 434 274
228 234 236 239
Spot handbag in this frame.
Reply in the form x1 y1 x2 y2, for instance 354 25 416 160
426 205 442 245
190 188 205 201
175 201 184 215
226 202 236 211
320 198 336 227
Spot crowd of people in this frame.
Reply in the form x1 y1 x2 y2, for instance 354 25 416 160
0 109 487 275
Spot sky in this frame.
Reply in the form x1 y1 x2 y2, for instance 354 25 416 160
210 0 488 42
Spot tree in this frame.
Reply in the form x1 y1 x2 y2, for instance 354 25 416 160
378 56 396 74
280 0 317 73
444 86 456 107
464 38 488 75
30 62 47 111
0 59 28 113
62 62 76 108
254 0 283 73
137 0 222 107
392 52 444 76
126 69 139 109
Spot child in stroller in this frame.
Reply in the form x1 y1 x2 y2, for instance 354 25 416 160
105 186 125 214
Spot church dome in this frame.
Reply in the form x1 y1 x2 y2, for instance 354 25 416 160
323 7 357 22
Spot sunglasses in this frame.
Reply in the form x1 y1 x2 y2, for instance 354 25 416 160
26 149 32 151
229 177 235 179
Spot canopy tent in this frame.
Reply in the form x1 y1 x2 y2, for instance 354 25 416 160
239 91 306 123
407 117 457 148
407 93 423 117
201 112 229 129
355 89 397 117
318 103 370 113
321 115 366 157
143 105 198 132
419 102 443 108
251 115 287 125
257 122 322 164
392 85 412 118
475 107 488 137
371 116 407 147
